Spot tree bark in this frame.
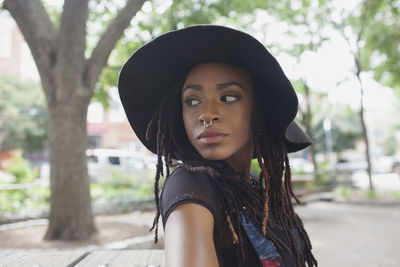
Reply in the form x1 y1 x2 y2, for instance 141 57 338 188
44 98 96 240
354 0 374 191
355 60 374 191
4 0 146 240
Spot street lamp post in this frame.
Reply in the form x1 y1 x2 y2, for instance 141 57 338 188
323 118 333 168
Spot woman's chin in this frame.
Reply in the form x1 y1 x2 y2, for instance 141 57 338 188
198 151 231 161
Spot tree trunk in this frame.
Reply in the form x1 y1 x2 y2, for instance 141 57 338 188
44 98 96 240
359 110 373 190
4 0 147 241
354 58 374 191
356 74 374 191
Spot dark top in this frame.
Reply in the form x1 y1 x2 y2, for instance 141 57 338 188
160 167 305 267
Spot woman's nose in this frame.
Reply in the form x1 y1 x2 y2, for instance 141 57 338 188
198 102 220 124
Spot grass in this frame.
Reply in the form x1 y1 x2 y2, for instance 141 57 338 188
333 185 353 197
392 191 400 199
365 189 379 199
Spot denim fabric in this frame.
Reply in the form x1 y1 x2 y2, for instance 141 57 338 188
239 212 284 267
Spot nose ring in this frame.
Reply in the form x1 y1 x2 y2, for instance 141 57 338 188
203 120 213 128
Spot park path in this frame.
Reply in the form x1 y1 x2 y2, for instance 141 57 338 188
1 199 400 266
297 201 400 267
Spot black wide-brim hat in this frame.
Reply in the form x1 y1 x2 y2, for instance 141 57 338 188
118 25 311 155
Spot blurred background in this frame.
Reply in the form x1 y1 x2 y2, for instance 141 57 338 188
0 0 399 266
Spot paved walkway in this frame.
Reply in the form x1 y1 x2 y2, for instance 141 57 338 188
0 211 162 250
1 200 400 266
296 201 400 267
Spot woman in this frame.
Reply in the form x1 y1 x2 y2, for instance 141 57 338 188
118 25 317 267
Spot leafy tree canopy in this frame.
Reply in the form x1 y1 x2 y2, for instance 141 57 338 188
0 75 48 152
362 0 400 94
336 0 400 94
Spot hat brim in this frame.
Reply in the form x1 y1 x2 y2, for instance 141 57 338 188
118 25 310 156
285 121 312 153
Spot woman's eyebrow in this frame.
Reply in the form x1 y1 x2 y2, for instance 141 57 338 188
183 84 202 92
183 81 246 92
216 81 246 91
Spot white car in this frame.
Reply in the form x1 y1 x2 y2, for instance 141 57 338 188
86 148 146 181
289 158 314 173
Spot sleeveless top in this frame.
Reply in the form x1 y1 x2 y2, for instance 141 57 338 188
160 167 305 267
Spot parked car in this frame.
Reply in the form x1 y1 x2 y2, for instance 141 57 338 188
86 148 146 181
335 159 368 173
289 158 314 174
335 157 398 174
372 156 396 173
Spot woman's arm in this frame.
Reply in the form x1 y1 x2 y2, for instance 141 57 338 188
164 203 219 267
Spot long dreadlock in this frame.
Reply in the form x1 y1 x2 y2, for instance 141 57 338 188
146 72 318 267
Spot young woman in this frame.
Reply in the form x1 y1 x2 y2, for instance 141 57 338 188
118 25 317 267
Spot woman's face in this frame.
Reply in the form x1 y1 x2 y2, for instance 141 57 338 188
181 62 254 166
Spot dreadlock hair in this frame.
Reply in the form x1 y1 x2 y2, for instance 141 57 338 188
146 70 318 267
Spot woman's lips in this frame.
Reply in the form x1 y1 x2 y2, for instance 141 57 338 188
197 131 227 144
198 134 226 144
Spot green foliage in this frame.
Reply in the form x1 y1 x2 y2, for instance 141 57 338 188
2 151 38 183
333 185 353 197
361 0 400 92
342 0 400 92
0 186 50 215
0 75 48 152
90 169 154 207
312 104 362 154
365 189 379 199
0 152 48 215
383 132 398 156
393 191 400 199
0 167 155 216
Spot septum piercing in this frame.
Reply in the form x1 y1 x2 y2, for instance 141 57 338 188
203 120 213 128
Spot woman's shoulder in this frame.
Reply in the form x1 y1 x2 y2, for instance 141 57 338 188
161 166 216 199
160 166 223 229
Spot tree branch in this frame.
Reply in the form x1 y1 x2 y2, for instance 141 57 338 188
83 0 146 96
55 0 89 102
3 0 56 98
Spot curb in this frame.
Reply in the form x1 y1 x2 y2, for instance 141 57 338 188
299 192 400 206
332 197 400 206
0 199 155 225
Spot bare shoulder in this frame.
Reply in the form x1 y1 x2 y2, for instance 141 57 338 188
164 203 219 267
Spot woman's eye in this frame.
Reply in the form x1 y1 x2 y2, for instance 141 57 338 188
185 98 201 106
221 95 240 102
